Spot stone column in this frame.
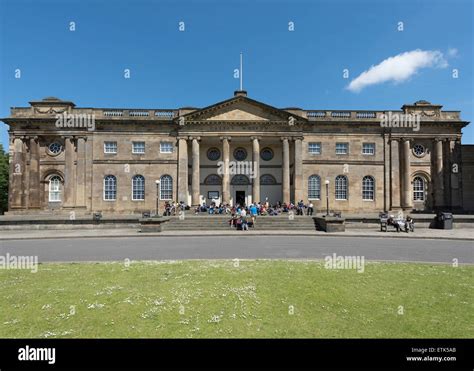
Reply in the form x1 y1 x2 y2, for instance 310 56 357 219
177 137 189 203
282 137 290 204
449 138 462 210
433 137 444 209
75 137 87 208
10 136 25 209
221 137 231 204
251 137 260 203
63 136 77 208
401 138 412 209
294 137 303 203
389 138 401 210
28 137 41 209
191 137 200 206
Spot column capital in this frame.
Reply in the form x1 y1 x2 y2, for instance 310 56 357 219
189 136 201 141
176 136 188 141
280 136 290 142
250 136 261 141
293 136 304 141
220 136 231 141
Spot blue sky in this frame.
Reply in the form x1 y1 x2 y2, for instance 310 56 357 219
0 0 472 149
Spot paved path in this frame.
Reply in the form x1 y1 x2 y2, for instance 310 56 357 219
0 235 472 264
1 228 473 241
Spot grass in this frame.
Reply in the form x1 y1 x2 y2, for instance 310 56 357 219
0 260 472 338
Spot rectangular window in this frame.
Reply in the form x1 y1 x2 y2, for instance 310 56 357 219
104 141 117 154
308 142 321 155
132 141 145 154
160 142 173 153
335 143 349 155
362 143 375 155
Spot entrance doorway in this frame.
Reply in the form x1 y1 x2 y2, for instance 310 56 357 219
235 191 246 206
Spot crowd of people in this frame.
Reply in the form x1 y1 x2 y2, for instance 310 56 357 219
163 200 316 231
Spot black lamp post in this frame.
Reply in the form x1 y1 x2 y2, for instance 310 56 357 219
325 179 330 216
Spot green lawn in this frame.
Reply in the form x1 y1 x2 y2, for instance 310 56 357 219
0 260 472 338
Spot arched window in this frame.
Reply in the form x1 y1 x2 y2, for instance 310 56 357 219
231 175 250 185
308 175 321 199
204 174 222 185
362 176 375 201
260 174 277 185
160 175 173 200
335 175 348 200
413 176 425 201
132 175 145 200
104 175 117 201
49 175 62 202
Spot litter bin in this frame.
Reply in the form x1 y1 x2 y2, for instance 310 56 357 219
436 212 453 229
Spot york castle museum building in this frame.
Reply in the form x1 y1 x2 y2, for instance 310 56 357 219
3 91 474 215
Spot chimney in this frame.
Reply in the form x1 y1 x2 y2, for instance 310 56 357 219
234 90 247 97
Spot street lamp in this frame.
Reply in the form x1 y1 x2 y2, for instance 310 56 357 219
155 180 161 217
325 180 330 216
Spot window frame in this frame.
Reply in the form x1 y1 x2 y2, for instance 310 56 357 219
308 142 321 155
308 175 321 200
104 141 117 154
335 175 348 200
362 175 375 201
160 142 173 154
335 142 349 155
132 141 145 154
362 143 375 156
160 175 173 201
103 175 117 201
48 175 62 202
132 175 145 201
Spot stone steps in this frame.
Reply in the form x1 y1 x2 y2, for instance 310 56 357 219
162 215 317 231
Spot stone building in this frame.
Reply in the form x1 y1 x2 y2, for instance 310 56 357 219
2 92 472 215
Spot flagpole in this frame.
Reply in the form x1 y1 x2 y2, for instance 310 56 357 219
240 52 243 91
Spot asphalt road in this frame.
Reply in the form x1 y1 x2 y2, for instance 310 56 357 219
0 236 472 264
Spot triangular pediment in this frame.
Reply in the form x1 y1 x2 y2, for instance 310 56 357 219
180 95 306 123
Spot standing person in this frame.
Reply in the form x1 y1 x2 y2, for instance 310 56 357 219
307 201 314 216
241 213 249 231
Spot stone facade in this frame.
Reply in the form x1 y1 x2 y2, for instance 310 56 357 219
2 93 471 215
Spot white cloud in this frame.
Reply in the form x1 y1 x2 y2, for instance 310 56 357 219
447 48 458 57
346 49 448 92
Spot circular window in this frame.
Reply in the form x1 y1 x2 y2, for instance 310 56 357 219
233 147 247 161
48 142 62 155
207 148 221 161
413 144 425 157
260 147 274 161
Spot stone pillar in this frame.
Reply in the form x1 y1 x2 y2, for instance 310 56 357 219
75 137 87 208
401 138 412 209
191 137 200 206
433 137 444 209
383 134 390 212
251 137 260 203
63 137 77 208
294 137 303 203
177 137 189 203
28 137 41 209
282 137 290 204
221 137 231 204
389 138 401 210
10 136 25 209
449 138 462 210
